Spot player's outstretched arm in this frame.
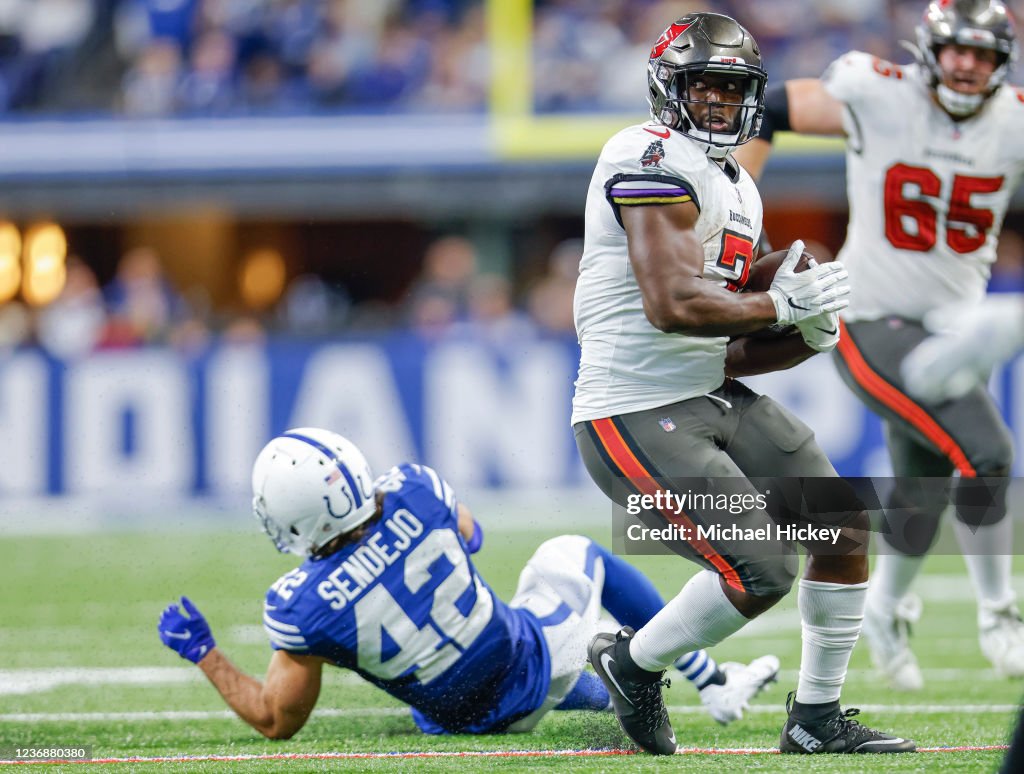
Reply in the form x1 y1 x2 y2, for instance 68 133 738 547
199 649 324 740
159 596 324 739
734 79 845 181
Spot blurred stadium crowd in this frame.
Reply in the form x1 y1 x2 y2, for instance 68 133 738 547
0 0 1021 357
0 227 1019 360
0 232 584 357
2 0 1022 117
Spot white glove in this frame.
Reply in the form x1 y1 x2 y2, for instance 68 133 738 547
902 296 1024 403
796 309 841 352
766 240 850 327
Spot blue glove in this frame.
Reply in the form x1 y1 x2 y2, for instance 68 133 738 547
158 596 216 664
465 520 484 554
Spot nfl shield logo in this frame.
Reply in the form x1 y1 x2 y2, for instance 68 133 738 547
658 417 676 432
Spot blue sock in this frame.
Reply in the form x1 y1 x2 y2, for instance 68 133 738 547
674 648 724 688
590 542 665 629
591 542 724 687
555 670 610 711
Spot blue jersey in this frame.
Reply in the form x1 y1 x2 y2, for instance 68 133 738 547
262 463 550 733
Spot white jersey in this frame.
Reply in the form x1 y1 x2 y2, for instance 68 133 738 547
571 122 762 425
823 51 1024 322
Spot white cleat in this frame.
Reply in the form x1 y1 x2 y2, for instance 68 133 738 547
979 601 1024 678
698 655 780 725
862 594 924 692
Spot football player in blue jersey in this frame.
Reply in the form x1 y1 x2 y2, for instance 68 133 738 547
158 427 778 738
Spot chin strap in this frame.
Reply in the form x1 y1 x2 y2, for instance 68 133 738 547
935 83 986 116
703 143 733 160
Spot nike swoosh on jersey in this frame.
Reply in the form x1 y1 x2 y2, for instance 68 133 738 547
788 298 810 310
644 127 671 139
600 652 635 706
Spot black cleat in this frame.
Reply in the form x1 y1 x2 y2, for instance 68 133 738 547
587 627 677 755
779 692 916 753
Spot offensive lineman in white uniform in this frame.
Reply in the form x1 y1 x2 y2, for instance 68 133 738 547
575 12 914 756
736 0 1024 691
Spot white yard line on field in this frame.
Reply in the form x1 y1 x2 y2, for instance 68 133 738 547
0 666 369 695
0 667 203 696
0 664 1011 698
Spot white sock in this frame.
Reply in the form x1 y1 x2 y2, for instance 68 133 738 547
796 580 866 705
629 570 748 672
954 518 1016 611
866 551 925 611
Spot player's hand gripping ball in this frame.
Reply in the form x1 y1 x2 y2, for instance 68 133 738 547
742 242 838 340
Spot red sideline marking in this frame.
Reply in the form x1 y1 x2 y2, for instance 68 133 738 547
0 745 1010 764
836 319 976 476
0 750 634 765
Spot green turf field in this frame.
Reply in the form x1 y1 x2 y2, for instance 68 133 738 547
2 524 1020 772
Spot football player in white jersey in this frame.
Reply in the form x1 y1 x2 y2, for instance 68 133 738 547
736 0 1024 692
575 12 914 756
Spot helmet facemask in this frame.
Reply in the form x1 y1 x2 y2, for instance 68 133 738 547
655 63 766 159
253 493 300 554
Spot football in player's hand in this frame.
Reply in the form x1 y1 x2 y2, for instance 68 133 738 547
741 246 833 339
742 246 830 293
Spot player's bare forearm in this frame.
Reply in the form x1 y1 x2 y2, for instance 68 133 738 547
724 334 816 377
456 502 475 542
198 649 281 737
198 649 321 739
648 278 779 337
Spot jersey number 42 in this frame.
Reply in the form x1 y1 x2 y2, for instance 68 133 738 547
355 529 495 684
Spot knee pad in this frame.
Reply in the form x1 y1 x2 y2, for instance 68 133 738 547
878 482 945 556
877 512 941 556
954 476 1010 529
954 425 1012 529
967 425 1013 478
743 551 798 598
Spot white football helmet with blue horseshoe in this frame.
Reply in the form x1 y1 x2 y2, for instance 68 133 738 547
252 427 376 556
